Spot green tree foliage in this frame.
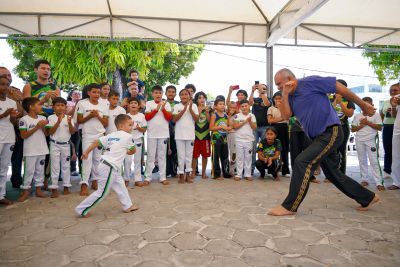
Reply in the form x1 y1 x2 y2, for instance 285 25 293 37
7 39 203 95
362 45 400 85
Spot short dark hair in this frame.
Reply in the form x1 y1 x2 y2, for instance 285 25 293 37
83 83 101 92
34 59 50 69
22 97 40 113
129 69 139 76
151 85 163 92
236 89 248 98
194 91 207 105
108 90 120 98
99 82 110 88
52 97 67 106
115 114 131 128
214 98 225 106
166 85 177 92
179 88 190 96
128 97 139 105
337 79 347 87
265 126 278 136
362 96 373 103
239 99 249 105
184 84 196 93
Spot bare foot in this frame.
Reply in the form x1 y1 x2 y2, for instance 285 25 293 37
268 205 296 216
311 179 321 184
80 184 90 196
234 176 241 181
178 174 185 184
91 180 98 190
123 204 139 213
216 177 224 180
273 176 280 181
360 181 369 187
18 190 30 202
387 185 400 190
81 212 92 218
202 174 208 179
63 187 71 195
160 180 170 185
377 185 385 191
357 194 380 211
143 180 150 186
324 179 331 183
35 188 47 198
0 198 13 205
124 180 129 187
245 177 253 181
134 181 144 187
51 189 59 198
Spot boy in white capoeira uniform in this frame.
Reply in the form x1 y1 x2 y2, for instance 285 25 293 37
46 97 75 197
351 97 384 191
76 83 109 196
18 97 49 202
232 100 257 181
105 91 126 135
75 114 138 217
0 75 19 205
144 85 172 185
126 97 147 187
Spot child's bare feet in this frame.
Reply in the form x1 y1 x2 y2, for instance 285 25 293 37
51 189 59 198
18 190 30 202
178 174 185 184
63 187 70 195
0 198 13 205
134 181 144 187
201 174 208 179
160 180 170 185
143 180 150 186
80 184 90 196
234 176 241 181
35 188 47 198
357 194 380 211
125 180 129 187
311 179 321 184
387 185 399 190
377 185 385 191
268 205 296 216
360 181 369 187
245 177 253 181
123 204 139 213
91 180 98 190
186 173 194 183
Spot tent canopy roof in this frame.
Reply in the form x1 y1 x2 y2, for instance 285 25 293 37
0 0 399 48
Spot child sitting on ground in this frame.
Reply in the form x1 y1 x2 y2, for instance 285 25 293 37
255 126 281 180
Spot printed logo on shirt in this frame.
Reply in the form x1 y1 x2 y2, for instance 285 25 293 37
108 137 121 142
19 121 25 127
371 147 376 152
40 159 45 165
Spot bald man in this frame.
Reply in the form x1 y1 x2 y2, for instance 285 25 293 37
269 68 379 216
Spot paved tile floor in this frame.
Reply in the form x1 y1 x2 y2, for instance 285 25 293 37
0 154 399 267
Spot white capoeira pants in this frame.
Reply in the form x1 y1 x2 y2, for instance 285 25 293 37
81 136 102 185
75 161 133 216
176 140 194 174
236 141 253 178
391 134 400 187
356 138 382 185
123 140 143 182
49 141 72 189
21 155 46 189
145 138 167 182
0 143 14 200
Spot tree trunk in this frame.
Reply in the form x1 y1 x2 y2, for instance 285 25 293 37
112 68 123 99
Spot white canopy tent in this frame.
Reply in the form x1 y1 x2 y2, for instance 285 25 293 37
1 0 399 87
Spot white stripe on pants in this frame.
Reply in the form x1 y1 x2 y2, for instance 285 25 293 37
75 162 133 216
49 142 71 189
236 141 253 178
0 143 14 200
145 138 167 181
133 142 143 182
391 134 400 186
356 138 382 184
176 140 194 174
21 155 46 189
81 136 102 185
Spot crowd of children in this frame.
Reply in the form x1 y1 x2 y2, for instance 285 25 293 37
0 60 399 217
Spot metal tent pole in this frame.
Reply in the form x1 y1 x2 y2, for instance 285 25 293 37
266 46 274 96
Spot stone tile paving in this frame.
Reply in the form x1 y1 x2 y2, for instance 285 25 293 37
0 159 399 267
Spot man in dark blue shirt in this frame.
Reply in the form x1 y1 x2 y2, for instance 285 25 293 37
269 68 379 216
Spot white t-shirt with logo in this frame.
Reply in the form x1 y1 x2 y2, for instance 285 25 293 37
233 112 256 142
19 115 49 156
352 112 382 142
0 97 17 143
173 103 199 140
99 98 110 108
128 112 147 142
145 100 171 139
106 106 126 134
76 99 108 139
99 130 136 170
394 105 400 136
46 114 72 143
